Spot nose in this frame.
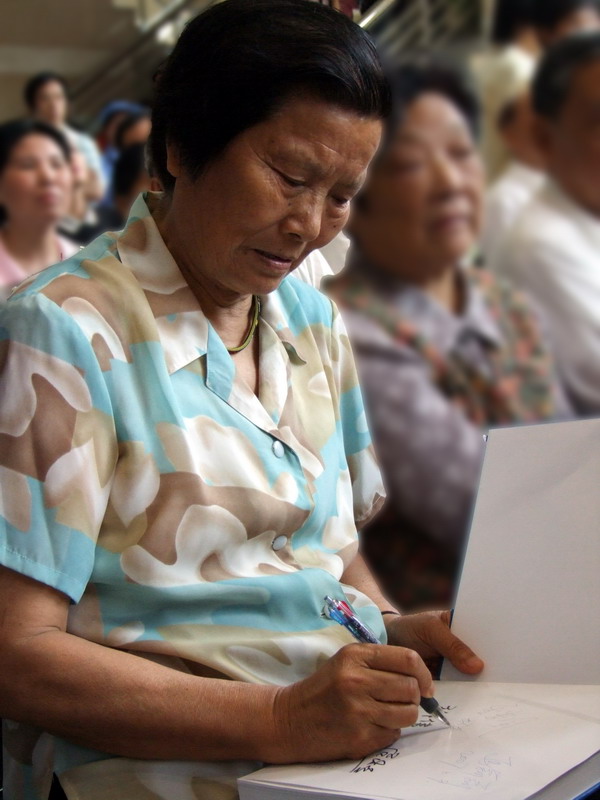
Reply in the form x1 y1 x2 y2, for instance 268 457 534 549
281 192 324 243
37 160 57 184
432 154 464 195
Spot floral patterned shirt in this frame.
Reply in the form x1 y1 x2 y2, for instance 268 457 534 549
0 193 385 800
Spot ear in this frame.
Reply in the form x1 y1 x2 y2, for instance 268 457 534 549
165 140 182 179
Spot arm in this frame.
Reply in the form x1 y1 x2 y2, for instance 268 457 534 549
0 566 281 762
0 565 440 764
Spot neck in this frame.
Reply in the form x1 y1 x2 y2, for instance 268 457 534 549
421 265 461 313
1 219 61 273
155 193 255 348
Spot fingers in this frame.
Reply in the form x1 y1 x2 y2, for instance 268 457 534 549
354 643 434 697
420 614 484 674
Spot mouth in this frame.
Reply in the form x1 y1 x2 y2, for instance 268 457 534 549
253 248 298 270
430 213 471 232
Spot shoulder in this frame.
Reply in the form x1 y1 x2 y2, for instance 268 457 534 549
278 272 336 327
292 249 333 290
8 231 150 349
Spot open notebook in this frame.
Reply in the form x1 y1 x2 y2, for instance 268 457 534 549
239 419 600 800
238 682 600 800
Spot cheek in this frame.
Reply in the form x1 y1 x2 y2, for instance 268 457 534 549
2 175 35 205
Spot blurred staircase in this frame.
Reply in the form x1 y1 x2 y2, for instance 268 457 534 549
67 0 485 128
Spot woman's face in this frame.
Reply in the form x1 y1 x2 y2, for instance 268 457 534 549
164 95 382 299
33 80 68 127
351 92 484 283
0 133 73 226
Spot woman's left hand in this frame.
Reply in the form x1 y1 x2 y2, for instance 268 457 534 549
384 610 484 676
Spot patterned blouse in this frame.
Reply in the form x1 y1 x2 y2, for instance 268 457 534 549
0 194 385 800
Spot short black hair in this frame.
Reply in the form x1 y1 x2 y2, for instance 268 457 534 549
383 59 480 147
114 111 151 151
530 0 600 31
112 144 147 199
149 0 390 192
532 30 600 118
23 71 69 110
492 0 535 45
0 119 71 224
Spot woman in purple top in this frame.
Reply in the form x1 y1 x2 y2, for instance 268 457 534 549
327 61 568 611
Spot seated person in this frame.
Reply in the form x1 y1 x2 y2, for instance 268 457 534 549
24 71 105 202
0 119 77 301
0 5 483 800
471 0 539 179
326 61 568 612
491 33 600 414
481 80 545 266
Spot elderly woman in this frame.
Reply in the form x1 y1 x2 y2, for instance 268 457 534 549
0 120 77 301
0 5 482 800
326 61 568 612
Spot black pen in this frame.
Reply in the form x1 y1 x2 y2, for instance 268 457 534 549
323 595 451 727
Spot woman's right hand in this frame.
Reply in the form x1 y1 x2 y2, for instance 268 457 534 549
269 642 433 763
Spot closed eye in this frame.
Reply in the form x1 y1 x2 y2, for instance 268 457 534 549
277 170 305 189
331 195 351 208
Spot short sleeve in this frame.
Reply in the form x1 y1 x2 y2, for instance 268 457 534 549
329 300 385 528
0 293 117 601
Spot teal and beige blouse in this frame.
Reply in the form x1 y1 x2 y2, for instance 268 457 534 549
0 194 385 799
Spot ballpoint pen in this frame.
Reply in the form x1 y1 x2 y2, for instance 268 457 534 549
323 595 451 728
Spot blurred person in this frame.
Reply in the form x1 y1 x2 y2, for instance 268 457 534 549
0 119 77 301
481 87 545 266
492 33 600 414
62 144 152 242
58 148 104 246
471 0 539 178
114 110 152 152
24 71 105 201
95 100 146 195
531 0 600 47
326 61 568 611
0 5 483 800
111 143 152 225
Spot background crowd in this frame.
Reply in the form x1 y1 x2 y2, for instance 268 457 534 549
1 0 599 615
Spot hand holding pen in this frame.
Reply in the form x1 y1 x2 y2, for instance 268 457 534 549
271 608 446 763
323 596 451 727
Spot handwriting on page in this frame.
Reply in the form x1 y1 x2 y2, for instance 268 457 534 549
351 747 399 773
452 702 537 737
412 705 456 728
427 751 513 791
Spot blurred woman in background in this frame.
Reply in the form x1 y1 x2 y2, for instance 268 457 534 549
0 119 77 301
327 61 569 612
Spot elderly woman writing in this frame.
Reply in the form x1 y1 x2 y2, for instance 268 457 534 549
327 61 568 612
0 5 482 800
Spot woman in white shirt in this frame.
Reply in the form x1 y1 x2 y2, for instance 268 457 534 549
0 119 77 301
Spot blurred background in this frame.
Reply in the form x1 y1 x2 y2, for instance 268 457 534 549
0 0 487 126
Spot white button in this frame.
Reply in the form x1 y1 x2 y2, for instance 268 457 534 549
272 535 288 551
272 440 285 458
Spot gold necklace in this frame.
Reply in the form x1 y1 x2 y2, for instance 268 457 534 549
227 295 261 354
